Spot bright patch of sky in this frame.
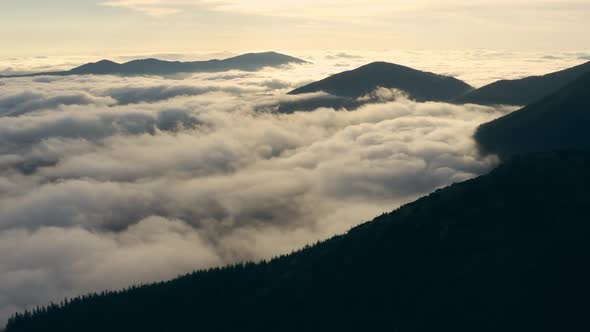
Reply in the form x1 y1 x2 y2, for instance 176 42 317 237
0 1 588 56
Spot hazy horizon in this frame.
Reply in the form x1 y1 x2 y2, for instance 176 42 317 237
3 49 590 87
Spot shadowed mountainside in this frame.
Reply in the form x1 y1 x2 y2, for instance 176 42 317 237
276 94 363 113
475 72 590 159
285 62 473 110
1 52 307 77
456 61 590 106
6 150 590 332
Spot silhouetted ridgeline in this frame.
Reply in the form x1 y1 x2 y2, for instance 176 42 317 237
456 61 590 106
1 52 307 78
280 60 590 112
475 72 590 159
280 61 473 113
6 150 590 332
286 62 473 108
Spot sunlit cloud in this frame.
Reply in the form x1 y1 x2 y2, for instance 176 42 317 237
99 0 590 20
99 0 415 18
100 0 185 16
2 1 588 56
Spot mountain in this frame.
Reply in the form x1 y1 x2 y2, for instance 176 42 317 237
1 52 307 77
288 62 474 102
475 72 590 159
6 150 590 332
456 61 590 106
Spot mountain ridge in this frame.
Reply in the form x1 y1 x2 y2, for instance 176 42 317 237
456 60 590 105
1 52 308 78
289 61 474 102
278 61 474 112
475 71 590 159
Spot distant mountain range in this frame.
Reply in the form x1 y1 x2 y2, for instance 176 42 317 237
0 52 307 78
456 61 590 106
6 150 590 332
475 72 590 159
5 54 589 114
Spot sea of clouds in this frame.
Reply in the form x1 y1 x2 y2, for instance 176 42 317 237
0 50 586 324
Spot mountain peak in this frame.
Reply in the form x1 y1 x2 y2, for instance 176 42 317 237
361 61 406 68
289 61 473 102
94 59 119 65
69 60 121 74
224 51 308 64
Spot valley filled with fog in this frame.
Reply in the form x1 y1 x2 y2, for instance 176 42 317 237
0 50 587 323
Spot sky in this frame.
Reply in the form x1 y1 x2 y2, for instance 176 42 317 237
1 0 589 56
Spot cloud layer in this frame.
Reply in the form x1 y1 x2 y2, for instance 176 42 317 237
100 0 590 20
0 56 519 326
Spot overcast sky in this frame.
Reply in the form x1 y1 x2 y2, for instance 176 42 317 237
1 0 589 56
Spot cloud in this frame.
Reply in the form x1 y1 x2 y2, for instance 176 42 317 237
0 57 520 327
100 0 186 16
0 108 201 156
0 217 222 323
99 0 397 17
325 52 364 60
0 91 115 116
541 55 562 60
99 0 590 21
103 84 255 104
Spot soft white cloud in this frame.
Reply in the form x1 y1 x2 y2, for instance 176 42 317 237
0 217 222 323
0 91 115 117
99 0 590 21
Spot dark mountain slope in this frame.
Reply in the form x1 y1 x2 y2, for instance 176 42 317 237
2 52 307 77
216 52 307 71
276 94 362 113
475 72 590 159
456 61 590 106
6 151 590 332
288 62 474 102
